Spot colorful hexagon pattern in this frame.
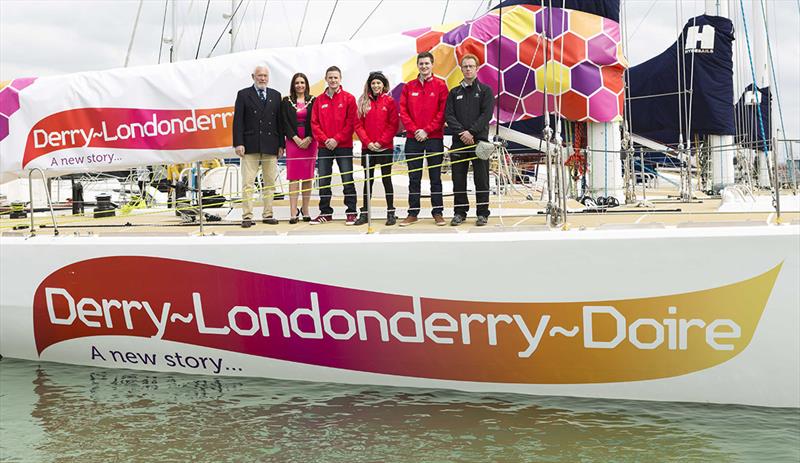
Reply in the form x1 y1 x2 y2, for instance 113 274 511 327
0 77 37 142
399 4 626 123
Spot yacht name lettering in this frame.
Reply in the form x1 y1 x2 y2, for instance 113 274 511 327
44 288 742 356
32 109 234 149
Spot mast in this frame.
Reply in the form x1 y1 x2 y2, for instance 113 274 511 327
705 0 736 193
752 0 772 188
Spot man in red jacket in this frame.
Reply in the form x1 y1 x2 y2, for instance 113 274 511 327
310 66 358 225
398 51 449 227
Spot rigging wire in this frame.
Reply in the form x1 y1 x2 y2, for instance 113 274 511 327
254 0 269 49
349 0 384 40
320 0 340 44
195 0 211 59
472 0 486 19
206 0 245 57
231 0 253 50
157 0 169 64
628 0 658 42
124 0 144 67
296 0 311 46
442 0 451 24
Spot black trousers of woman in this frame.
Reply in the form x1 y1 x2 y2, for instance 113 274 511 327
360 149 394 213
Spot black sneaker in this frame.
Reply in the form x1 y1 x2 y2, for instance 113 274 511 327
262 217 279 225
385 211 396 226
354 213 368 226
241 218 254 228
450 215 465 226
476 216 488 226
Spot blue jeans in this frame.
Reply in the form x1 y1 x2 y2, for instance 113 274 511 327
317 147 357 215
404 138 444 217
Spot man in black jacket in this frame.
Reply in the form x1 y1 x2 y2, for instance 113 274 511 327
445 54 495 226
232 64 285 227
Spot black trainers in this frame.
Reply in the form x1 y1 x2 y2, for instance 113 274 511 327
262 217 279 225
354 212 368 226
450 215 465 226
385 211 396 226
241 218 254 228
476 215 488 226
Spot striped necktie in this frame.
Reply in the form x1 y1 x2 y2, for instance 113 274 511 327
258 89 266 102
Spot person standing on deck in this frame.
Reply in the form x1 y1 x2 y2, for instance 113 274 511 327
354 71 399 226
398 51 449 227
281 72 317 224
445 54 494 226
310 66 359 225
232 63 285 228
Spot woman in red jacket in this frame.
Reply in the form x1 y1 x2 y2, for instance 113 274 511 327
354 71 399 226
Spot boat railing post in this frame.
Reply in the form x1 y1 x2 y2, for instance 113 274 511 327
365 149 373 233
27 168 59 236
196 161 204 235
773 137 781 223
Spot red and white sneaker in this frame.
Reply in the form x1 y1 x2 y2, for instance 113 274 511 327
345 213 357 225
310 215 332 225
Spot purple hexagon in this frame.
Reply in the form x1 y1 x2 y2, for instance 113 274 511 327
535 8 568 39
603 18 621 42
477 66 500 95
403 27 430 38
0 115 9 141
503 63 537 98
486 36 517 70
0 89 20 117
588 88 618 121
497 92 523 123
571 63 602 97
470 14 500 42
11 77 36 91
391 84 405 109
442 23 471 46
587 34 617 65
523 91 556 117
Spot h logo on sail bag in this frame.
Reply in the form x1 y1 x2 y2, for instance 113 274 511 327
685 25 715 54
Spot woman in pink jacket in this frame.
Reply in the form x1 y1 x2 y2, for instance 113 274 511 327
354 71 399 226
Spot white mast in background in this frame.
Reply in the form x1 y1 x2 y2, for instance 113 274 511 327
705 0 736 193
752 0 772 188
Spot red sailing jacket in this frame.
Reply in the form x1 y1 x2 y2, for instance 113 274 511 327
311 86 357 148
399 75 449 139
355 93 399 149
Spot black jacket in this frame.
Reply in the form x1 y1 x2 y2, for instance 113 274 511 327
280 96 315 139
444 79 494 142
232 86 285 154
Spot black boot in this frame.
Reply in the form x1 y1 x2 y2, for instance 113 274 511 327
385 211 396 226
354 212 369 226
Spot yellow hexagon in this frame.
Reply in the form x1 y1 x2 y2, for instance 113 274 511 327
431 43 457 79
501 6 537 42
571 11 603 39
310 79 327 97
447 67 464 90
0 80 10 91
616 43 629 67
401 55 419 82
432 21 461 33
534 60 571 95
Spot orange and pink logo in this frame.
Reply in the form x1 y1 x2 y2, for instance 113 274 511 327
33 257 780 383
22 107 234 167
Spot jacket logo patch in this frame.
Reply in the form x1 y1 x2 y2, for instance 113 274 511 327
321 104 329 109
411 92 419 96
456 95 464 100
429 93 435 97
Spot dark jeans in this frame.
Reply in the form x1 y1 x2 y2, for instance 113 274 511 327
360 149 394 213
318 147 357 215
405 138 444 217
451 140 491 218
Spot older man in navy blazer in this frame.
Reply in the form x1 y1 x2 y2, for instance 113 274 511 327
233 63 285 227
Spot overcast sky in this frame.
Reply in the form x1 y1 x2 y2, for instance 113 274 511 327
1 0 798 139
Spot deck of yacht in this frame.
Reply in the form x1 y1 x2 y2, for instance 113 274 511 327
2 188 798 237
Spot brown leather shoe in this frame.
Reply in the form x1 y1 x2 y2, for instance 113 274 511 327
399 216 418 227
433 214 446 226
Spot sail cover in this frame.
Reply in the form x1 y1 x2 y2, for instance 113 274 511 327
628 15 736 146
735 83 772 151
0 4 625 181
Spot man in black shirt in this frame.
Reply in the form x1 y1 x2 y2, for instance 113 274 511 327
445 54 495 226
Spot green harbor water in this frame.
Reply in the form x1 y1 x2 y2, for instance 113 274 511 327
1 358 798 462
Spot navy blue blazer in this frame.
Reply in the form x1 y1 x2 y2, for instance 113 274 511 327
232 86 285 155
